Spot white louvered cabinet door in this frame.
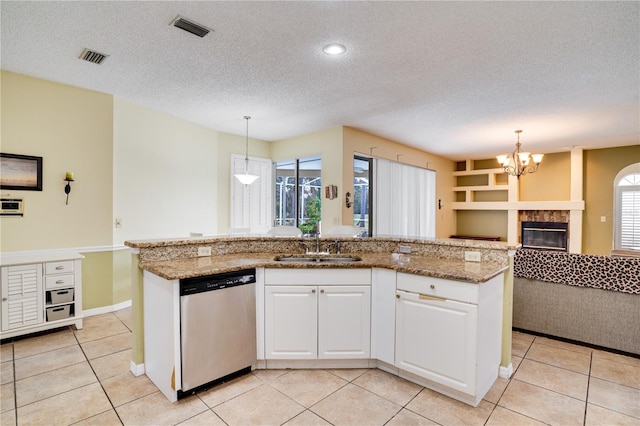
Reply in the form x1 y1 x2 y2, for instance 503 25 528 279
1 264 44 331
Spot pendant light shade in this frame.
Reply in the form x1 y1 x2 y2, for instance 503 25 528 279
234 115 259 185
496 130 543 179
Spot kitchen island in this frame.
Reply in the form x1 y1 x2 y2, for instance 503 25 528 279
125 235 518 406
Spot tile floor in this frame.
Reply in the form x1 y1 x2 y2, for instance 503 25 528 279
1 308 639 425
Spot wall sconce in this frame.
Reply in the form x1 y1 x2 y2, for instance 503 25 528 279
345 191 353 208
64 172 74 205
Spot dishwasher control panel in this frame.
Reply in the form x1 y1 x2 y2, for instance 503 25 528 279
180 268 256 296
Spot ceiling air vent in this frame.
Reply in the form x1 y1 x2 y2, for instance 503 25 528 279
172 16 211 38
79 48 109 65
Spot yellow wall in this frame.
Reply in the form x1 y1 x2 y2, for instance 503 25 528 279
342 127 456 238
0 71 113 251
270 127 344 230
457 210 508 240
583 145 640 255
519 152 571 201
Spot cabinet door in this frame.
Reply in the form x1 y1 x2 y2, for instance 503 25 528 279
395 290 477 394
1 264 44 331
318 285 371 359
265 286 317 359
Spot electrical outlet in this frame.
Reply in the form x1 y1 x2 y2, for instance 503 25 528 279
197 247 211 257
398 245 412 254
601 216 606 222
464 251 481 262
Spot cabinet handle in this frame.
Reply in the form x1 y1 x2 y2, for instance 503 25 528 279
320 289 325 294
430 284 435 290
396 294 400 299
55 266 64 270
2 297 7 302
56 280 64 284
311 289 316 293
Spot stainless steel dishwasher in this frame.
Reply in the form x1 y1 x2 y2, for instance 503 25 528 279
179 268 257 397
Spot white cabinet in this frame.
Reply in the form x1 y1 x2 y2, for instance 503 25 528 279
1 264 43 331
395 272 504 407
371 268 396 365
265 285 318 359
1 252 83 339
264 268 371 360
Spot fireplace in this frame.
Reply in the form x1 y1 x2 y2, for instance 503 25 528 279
521 221 568 251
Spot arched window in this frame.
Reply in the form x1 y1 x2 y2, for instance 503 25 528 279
614 163 640 250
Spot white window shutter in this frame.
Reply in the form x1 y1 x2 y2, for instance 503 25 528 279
230 155 273 234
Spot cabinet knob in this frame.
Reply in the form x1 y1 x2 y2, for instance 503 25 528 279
320 289 325 294
2 297 7 302
396 294 400 299
311 289 316 294
430 284 435 290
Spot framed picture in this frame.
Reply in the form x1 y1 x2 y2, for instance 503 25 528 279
0 153 43 191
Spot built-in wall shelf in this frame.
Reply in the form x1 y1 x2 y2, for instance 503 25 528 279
452 200 585 211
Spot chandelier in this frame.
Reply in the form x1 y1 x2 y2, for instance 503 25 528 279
234 116 260 185
496 130 543 179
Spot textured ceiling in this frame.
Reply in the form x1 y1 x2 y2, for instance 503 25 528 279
1 1 638 160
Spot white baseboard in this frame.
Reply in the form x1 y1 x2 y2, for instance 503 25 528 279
130 361 145 376
499 363 514 379
83 300 132 317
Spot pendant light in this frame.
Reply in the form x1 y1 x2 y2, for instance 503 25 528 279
496 130 544 179
234 115 260 185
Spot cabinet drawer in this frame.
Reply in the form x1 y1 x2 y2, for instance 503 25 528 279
45 261 74 275
45 274 74 289
396 273 479 304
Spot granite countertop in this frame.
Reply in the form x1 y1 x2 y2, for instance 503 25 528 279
139 252 507 283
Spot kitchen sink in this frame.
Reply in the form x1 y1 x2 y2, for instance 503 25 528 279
274 255 361 263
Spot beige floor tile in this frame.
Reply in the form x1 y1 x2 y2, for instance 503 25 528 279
407 387 495 425
498 380 585 425
514 359 589 400
512 331 535 343
353 368 423 406
588 377 640 419
198 372 264 408
101 371 159 407
386 408 439 425
81 332 132 360
525 342 591 374
12 328 77 359
1 382 15 413
271 369 347 407
90 349 132 381
593 349 640 368
591 356 640 389
511 355 523 373
16 361 97 407
533 336 593 356
16 382 112 425
512 333 534 357
214 384 304 425
116 391 208 426
14 344 85 380
483 376 509 404
74 314 130 344
114 306 132 323
252 368 289 383
74 408 123 426
177 409 226 425
284 409 332 425
0 362 13 386
585 403 640 426
0 344 13 363
0 409 15 426
311 383 401 425
486 406 547 425
325 368 369 382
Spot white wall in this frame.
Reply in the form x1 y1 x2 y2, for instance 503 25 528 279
113 98 220 243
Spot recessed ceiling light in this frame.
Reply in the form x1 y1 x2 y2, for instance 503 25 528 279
323 43 346 55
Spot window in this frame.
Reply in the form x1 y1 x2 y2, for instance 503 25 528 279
614 164 640 250
353 156 372 237
274 157 322 235
374 158 436 238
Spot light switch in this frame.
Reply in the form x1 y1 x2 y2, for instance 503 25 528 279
600 216 606 222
